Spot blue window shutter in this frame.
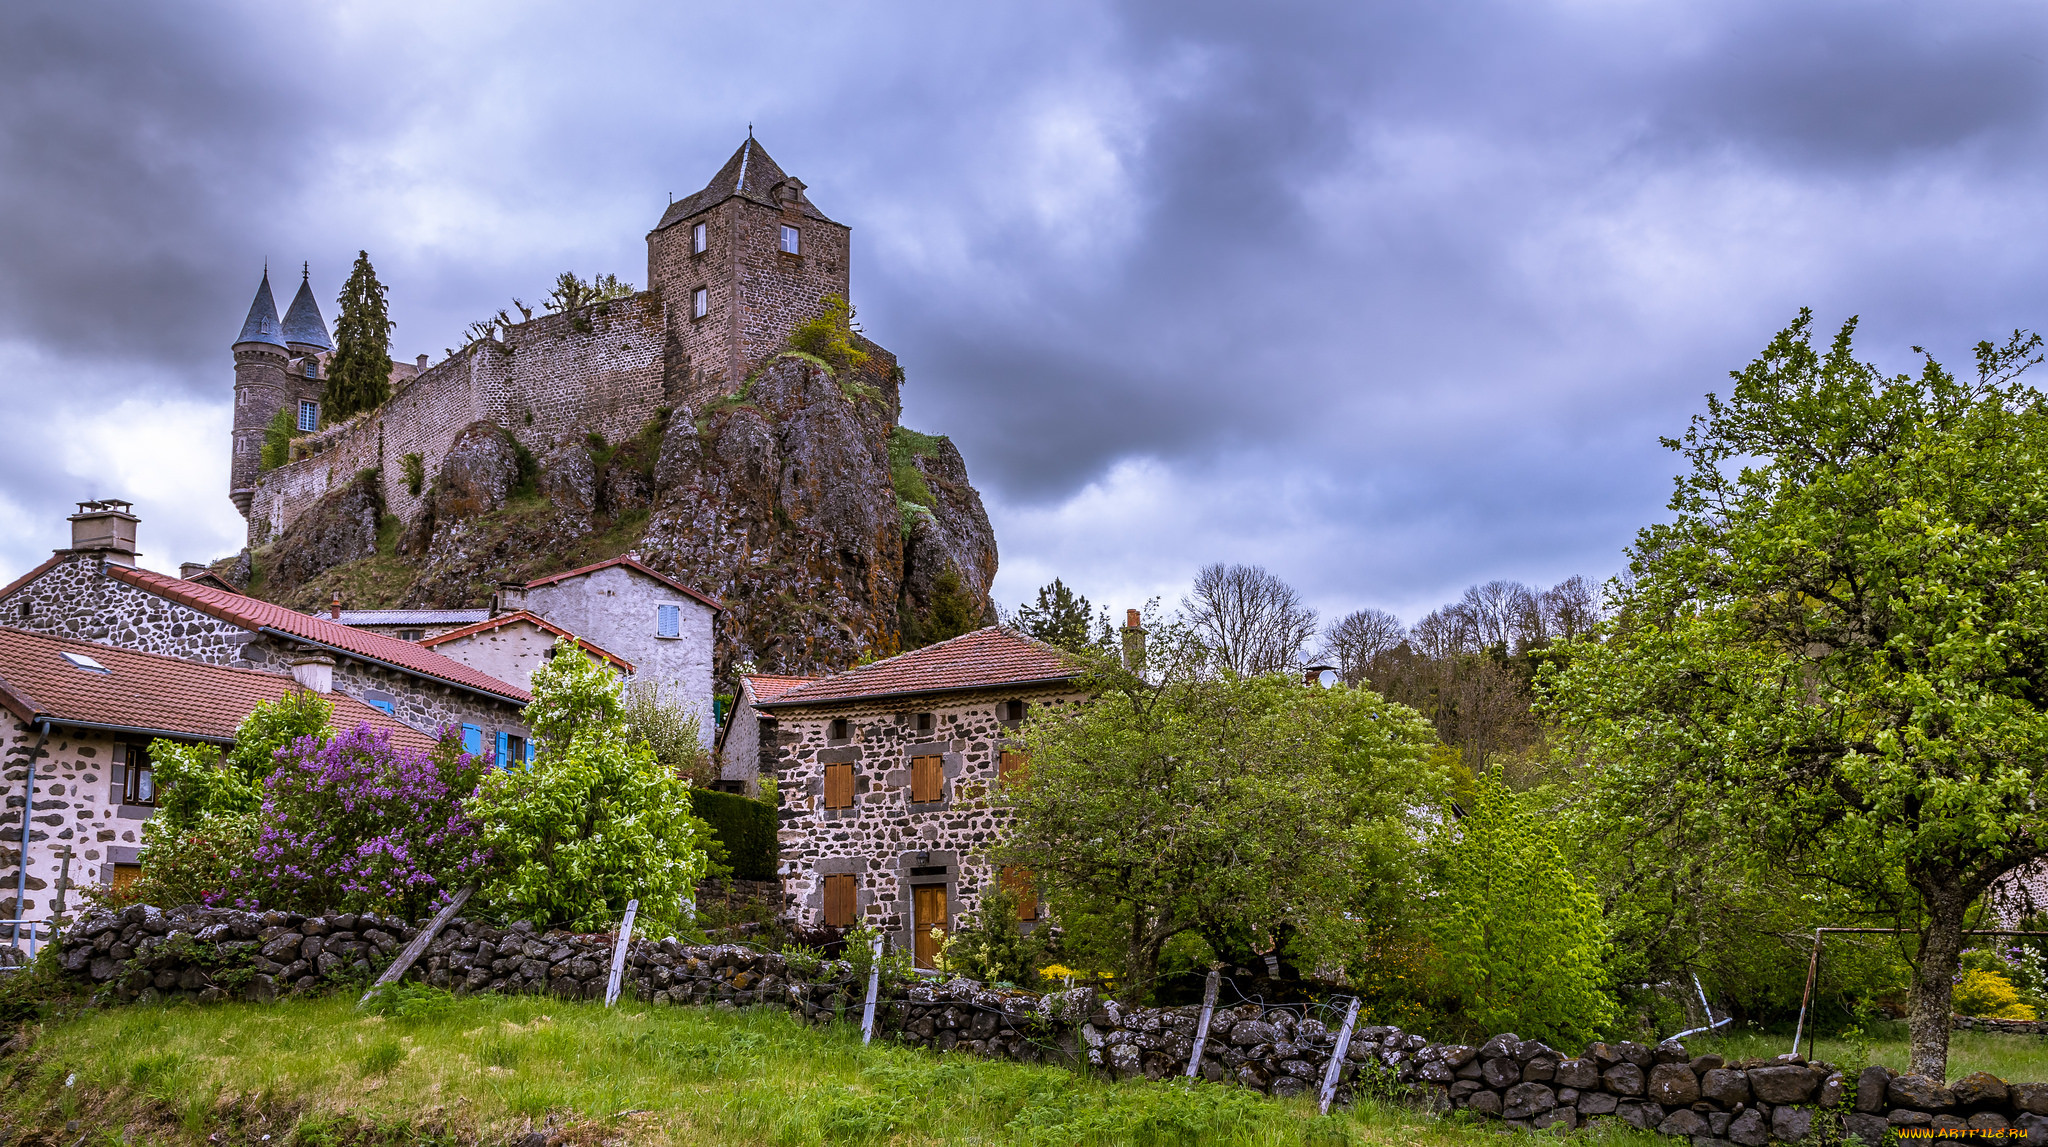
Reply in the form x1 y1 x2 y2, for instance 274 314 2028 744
366 699 394 716
495 731 508 766
526 739 536 763
657 604 681 638
462 724 482 754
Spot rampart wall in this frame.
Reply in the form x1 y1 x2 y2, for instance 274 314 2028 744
246 295 668 548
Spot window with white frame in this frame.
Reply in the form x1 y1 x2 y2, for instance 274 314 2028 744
779 225 800 255
692 287 708 320
657 604 681 638
298 400 320 432
691 222 707 254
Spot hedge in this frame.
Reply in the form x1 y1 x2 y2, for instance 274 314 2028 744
689 788 779 881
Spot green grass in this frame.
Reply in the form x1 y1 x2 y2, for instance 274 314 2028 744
0 994 1581 1146
1688 1022 2048 1081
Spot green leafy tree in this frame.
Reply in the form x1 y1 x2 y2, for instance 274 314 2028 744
469 640 714 936
937 880 1050 988
789 293 869 373
324 250 394 421
1015 578 1098 654
1426 768 1614 1046
1541 310 2048 1077
997 630 1439 1000
260 406 301 471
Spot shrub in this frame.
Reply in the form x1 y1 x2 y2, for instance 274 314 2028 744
789 294 870 373
622 681 712 787
689 789 778 881
1954 967 2038 1020
401 452 425 496
260 406 300 471
936 880 1047 988
468 640 713 936
1424 767 1614 1046
249 724 492 918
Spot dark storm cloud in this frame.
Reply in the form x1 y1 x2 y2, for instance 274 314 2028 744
4 0 2047 625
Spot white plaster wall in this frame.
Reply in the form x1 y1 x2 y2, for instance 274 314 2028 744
515 566 716 749
428 623 558 693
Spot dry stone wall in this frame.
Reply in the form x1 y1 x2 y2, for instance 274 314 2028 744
59 903 2043 1141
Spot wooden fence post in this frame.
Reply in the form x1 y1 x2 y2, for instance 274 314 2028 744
1185 966 1221 1077
860 931 882 1045
1319 996 1363 1116
604 899 639 1007
357 884 475 1007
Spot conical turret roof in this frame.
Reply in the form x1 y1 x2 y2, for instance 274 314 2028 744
281 266 332 351
235 270 286 348
655 135 835 231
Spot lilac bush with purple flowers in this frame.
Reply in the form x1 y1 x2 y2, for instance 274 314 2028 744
247 724 493 920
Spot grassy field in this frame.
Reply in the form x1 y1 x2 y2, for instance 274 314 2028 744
0 993 1629 1147
1689 1023 2048 1081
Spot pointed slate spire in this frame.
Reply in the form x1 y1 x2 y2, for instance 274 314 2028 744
281 263 333 351
235 268 286 348
654 135 832 231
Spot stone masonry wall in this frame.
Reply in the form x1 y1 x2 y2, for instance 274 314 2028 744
772 688 1084 956
0 557 251 664
0 557 524 739
0 722 149 924
54 902 2048 1142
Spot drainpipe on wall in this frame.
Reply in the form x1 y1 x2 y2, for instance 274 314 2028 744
14 720 49 945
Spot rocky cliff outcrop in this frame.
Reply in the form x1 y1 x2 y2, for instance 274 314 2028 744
246 354 997 677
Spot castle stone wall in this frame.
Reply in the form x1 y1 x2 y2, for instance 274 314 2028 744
771 688 1083 959
501 295 667 453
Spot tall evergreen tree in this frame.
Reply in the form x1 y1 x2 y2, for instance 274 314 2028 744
324 250 394 422
1014 577 1095 652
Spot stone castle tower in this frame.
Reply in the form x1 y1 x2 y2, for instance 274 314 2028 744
231 136 887 540
646 135 852 397
228 267 334 515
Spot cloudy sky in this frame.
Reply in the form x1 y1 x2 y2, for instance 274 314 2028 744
4 0 2045 629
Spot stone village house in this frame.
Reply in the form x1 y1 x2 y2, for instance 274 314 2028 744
0 624 435 928
756 627 1089 969
0 502 534 760
714 672 818 797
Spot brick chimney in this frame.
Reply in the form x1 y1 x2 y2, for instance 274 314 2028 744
1121 608 1146 673
329 592 342 620
68 500 139 563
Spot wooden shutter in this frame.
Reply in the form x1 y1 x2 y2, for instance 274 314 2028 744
824 763 854 809
911 755 943 803
823 874 856 927
998 750 1029 785
1001 867 1038 921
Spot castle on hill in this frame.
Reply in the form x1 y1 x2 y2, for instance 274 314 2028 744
230 136 900 546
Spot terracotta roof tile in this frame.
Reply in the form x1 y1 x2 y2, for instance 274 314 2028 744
742 673 820 705
419 610 634 673
522 556 721 611
105 565 530 704
0 625 437 749
757 628 1082 709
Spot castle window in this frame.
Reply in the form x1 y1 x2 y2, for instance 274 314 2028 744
691 222 707 254
298 401 319 432
692 287 708 320
304 359 318 379
780 225 800 255
656 604 681 638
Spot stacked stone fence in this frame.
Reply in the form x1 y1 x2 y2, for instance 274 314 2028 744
44 904 2048 1140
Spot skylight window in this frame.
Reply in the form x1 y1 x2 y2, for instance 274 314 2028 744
61 651 110 674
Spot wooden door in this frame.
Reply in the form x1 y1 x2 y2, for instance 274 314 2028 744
913 884 948 969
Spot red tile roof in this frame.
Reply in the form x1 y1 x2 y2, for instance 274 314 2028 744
419 610 634 674
757 627 1083 709
522 556 722 611
0 626 437 749
104 565 530 705
742 673 820 705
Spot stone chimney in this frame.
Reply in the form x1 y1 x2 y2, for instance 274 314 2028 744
179 562 207 579
1121 608 1146 673
416 354 429 370
69 500 139 563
